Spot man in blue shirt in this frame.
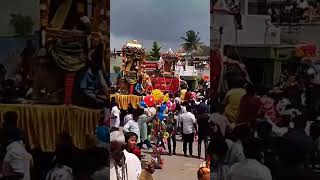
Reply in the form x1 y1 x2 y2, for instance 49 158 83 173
79 60 107 108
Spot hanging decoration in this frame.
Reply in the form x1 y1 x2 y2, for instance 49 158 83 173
160 48 179 73
161 48 179 63
144 95 155 107
122 40 146 57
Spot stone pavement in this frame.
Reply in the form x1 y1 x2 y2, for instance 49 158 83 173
141 135 206 180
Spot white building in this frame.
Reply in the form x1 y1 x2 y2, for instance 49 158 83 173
110 50 123 85
175 65 198 77
211 0 285 87
211 0 280 47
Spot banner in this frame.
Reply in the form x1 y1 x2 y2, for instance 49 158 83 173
144 61 158 70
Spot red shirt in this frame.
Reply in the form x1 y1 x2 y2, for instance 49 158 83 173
184 92 193 101
238 95 262 124
133 147 141 158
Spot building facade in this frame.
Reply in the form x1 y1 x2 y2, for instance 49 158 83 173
110 50 123 85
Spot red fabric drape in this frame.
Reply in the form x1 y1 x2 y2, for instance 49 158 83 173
64 73 76 105
210 49 222 98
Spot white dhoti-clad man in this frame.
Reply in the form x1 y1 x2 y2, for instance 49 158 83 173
110 131 142 180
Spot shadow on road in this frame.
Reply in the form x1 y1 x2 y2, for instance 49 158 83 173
142 150 203 160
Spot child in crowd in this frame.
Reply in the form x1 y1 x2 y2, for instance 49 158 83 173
124 132 141 159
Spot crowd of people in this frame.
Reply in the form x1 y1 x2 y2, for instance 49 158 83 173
110 88 212 180
0 111 108 180
268 0 320 24
207 70 320 180
109 61 320 180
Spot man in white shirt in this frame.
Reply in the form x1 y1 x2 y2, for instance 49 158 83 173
123 106 134 125
123 118 140 142
46 135 74 180
123 114 133 126
179 105 198 157
228 159 272 180
228 139 272 180
110 131 141 180
46 165 73 180
111 104 121 132
2 129 32 180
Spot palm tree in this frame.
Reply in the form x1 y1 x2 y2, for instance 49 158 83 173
180 30 204 65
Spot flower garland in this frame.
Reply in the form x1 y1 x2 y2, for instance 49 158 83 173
122 45 146 56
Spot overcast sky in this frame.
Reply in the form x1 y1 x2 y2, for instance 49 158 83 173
110 0 209 51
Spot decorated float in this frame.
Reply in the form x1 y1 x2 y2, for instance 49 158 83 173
111 40 148 109
150 49 180 93
112 44 182 166
112 44 184 109
0 0 109 152
121 40 147 94
112 43 193 168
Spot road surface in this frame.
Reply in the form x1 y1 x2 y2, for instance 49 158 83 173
141 135 206 180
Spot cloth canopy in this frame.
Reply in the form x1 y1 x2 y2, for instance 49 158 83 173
110 94 143 110
0 104 101 152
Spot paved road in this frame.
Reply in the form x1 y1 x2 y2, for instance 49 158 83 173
141 135 206 180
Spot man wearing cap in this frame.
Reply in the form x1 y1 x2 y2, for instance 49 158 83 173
110 131 141 180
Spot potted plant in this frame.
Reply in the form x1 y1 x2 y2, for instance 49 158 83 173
9 14 34 36
113 66 121 74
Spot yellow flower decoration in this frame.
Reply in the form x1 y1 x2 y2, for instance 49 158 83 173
151 89 163 101
163 94 169 103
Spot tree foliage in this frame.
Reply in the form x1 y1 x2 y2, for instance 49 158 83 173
194 44 210 56
149 41 161 61
113 66 121 73
180 30 204 54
